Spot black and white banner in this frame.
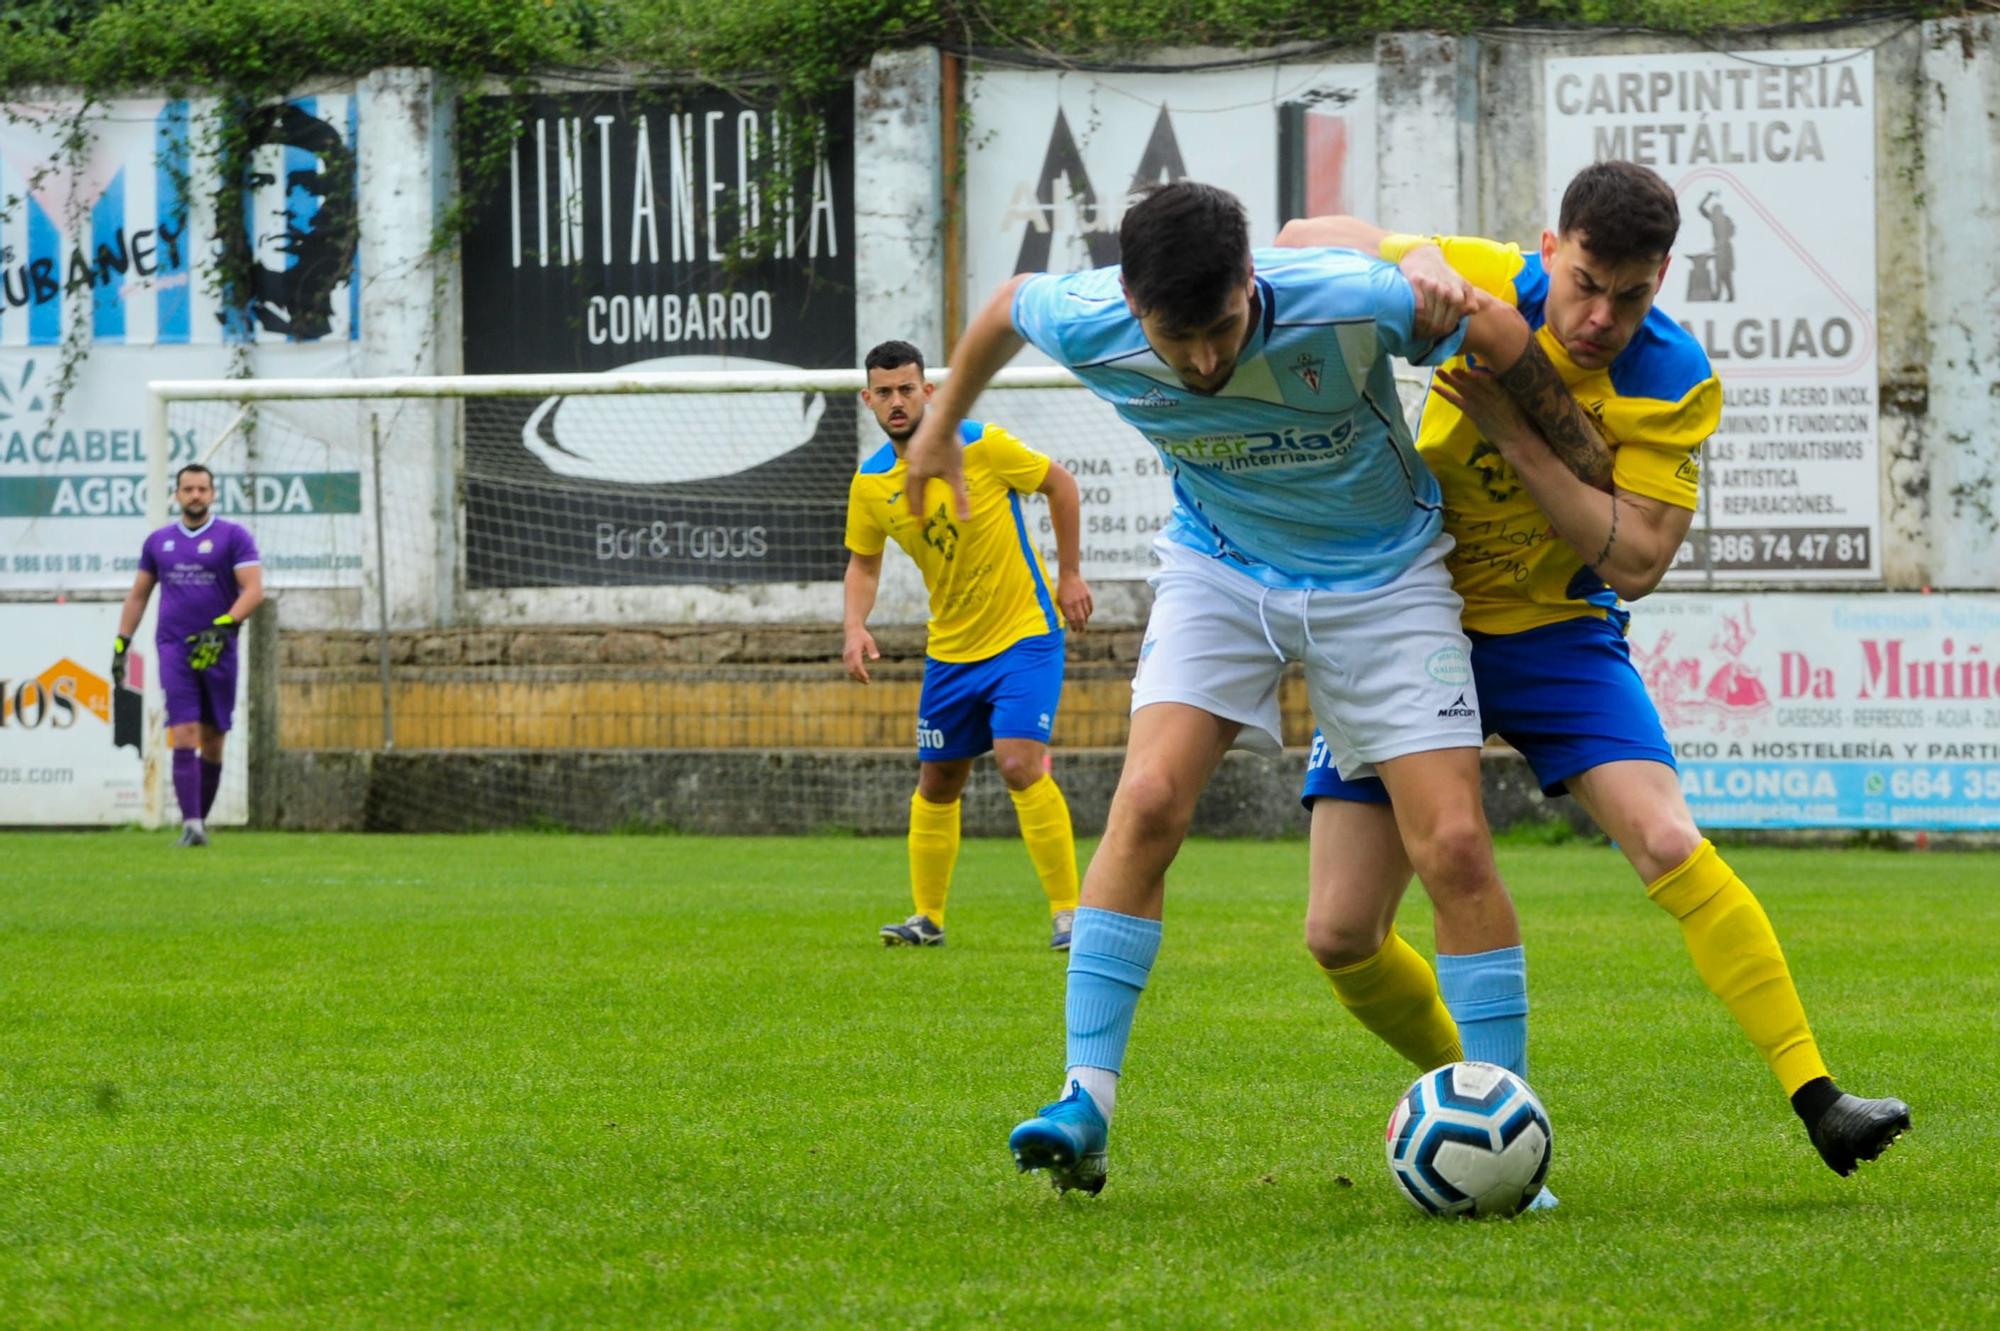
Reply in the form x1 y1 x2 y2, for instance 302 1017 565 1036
460 88 856 587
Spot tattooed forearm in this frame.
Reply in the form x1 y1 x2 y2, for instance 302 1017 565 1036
1496 339 1615 491
1592 491 1621 568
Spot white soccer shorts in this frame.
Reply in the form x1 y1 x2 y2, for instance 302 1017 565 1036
1130 535 1483 778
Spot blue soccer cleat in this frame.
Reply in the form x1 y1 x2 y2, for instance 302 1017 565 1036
1050 908 1075 952
1008 1080 1109 1195
880 913 943 947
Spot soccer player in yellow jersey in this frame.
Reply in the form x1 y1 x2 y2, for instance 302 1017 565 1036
1282 161 1909 1179
843 340 1094 950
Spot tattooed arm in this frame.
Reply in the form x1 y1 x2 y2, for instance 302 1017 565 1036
1432 365 1693 599
1493 337 1614 491
1459 293 1614 492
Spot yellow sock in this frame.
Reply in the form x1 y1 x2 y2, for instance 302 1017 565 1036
1321 931 1464 1072
1648 839 1829 1095
1007 775 1080 914
908 791 960 925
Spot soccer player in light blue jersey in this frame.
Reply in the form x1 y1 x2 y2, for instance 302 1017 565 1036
903 182 1613 1196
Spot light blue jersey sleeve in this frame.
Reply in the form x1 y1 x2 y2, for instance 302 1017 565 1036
1269 248 1468 368
1011 268 1141 368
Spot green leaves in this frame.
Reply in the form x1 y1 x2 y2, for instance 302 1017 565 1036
0 0 1934 101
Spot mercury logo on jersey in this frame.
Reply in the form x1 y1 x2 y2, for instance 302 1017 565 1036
1436 692 1477 719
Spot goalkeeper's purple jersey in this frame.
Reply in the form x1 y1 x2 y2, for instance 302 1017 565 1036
139 517 260 645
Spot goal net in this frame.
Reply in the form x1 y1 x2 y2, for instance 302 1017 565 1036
150 366 1276 833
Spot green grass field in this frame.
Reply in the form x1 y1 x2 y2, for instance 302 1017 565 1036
2 831 1995 1327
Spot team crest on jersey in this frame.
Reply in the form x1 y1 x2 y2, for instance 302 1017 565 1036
922 503 959 560
1126 386 1177 408
1465 439 1522 503
197 539 214 554
1289 353 1325 394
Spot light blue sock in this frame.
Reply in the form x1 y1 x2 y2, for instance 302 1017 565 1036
1435 945 1529 1082
1064 907 1163 1080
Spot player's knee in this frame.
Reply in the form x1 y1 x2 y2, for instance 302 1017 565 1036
1626 810 1703 882
1110 765 1195 846
1406 816 1498 898
1305 913 1390 970
916 762 970 802
993 749 1045 790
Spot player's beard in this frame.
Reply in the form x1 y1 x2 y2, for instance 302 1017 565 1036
884 406 922 443
180 500 210 525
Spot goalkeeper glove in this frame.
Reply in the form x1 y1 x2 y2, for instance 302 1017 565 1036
185 615 238 672
112 633 135 687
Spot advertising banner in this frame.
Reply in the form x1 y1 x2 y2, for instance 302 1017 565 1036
0 601 247 826
1627 593 2000 829
459 88 857 587
0 345 366 594
0 94 365 592
1544 51 1880 583
964 61 1379 579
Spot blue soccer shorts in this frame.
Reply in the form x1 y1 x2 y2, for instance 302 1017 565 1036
1301 613 1675 806
916 630 1066 761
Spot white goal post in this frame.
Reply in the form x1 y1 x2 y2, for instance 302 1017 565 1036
140 363 1432 831
144 366 1093 532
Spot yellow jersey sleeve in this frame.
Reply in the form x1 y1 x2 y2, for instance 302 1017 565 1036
1605 374 1723 511
1381 234 1530 305
966 421 1052 493
843 474 887 556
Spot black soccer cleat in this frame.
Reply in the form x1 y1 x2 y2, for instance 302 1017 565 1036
1807 1093 1910 1176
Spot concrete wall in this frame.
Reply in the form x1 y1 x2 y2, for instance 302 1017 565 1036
1921 17 2000 589
208 22 2000 644
267 744 1589 837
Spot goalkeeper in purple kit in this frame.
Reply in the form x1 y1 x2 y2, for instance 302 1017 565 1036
115 463 265 846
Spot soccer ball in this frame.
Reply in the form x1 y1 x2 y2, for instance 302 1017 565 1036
1384 1061 1552 1217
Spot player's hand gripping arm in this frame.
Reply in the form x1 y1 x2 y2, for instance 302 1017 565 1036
1459 294 1614 491
841 552 884 683
904 274 1033 521
1433 364 1692 599
1036 461 1094 631
113 568 156 686
1277 218 1615 487
1274 215 1472 340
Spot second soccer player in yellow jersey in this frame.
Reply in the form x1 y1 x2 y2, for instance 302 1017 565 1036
1283 161 1908 1182
843 340 1094 950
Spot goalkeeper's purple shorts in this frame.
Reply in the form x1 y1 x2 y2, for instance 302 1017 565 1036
159 640 239 731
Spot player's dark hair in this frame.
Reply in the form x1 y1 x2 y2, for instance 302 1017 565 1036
175 463 214 487
864 340 925 377
1118 182 1251 329
1558 161 1680 263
